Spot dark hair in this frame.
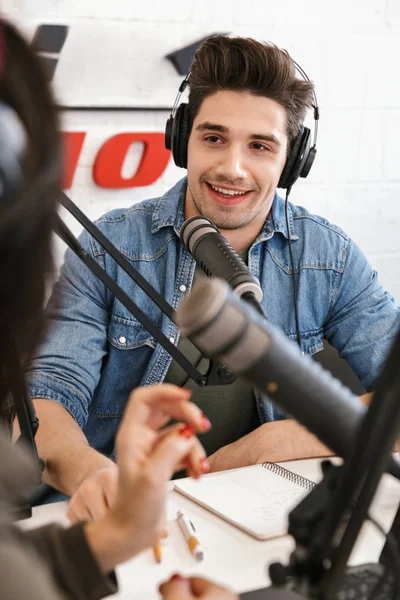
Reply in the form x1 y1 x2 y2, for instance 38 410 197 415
188 35 314 148
0 21 61 407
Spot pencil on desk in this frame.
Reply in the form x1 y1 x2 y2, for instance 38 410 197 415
153 541 162 564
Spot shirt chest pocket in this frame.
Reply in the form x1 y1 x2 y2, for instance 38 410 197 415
107 316 156 351
91 316 156 417
300 331 324 357
284 329 323 357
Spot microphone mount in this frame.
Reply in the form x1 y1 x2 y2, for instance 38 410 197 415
269 328 400 598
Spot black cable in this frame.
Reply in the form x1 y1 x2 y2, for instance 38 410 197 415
284 186 302 349
367 514 400 600
241 291 266 318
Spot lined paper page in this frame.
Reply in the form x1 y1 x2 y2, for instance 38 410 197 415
174 464 313 540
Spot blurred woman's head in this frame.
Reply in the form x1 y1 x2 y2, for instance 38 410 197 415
0 20 61 402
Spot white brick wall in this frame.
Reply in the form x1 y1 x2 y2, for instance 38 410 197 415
4 0 400 301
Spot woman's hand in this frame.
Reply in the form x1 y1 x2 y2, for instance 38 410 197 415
159 574 239 600
84 384 210 572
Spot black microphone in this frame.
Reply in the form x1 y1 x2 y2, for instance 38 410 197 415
180 216 265 316
174 277 400 480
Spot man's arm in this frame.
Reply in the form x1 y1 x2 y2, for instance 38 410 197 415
207 419 333 473
23 226 115 501
323 237 400 391
207 393 396 473
14 399 114 497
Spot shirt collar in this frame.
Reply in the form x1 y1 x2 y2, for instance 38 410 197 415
151 177 187 236
151 177 298 242
255 191 299 244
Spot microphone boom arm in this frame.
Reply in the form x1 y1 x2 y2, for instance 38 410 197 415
55 196 235 386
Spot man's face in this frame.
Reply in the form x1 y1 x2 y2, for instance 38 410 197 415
185 91 288 232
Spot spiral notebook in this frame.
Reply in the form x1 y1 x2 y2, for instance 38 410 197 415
173 463 316 540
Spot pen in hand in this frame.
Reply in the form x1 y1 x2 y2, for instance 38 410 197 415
177 510 204 561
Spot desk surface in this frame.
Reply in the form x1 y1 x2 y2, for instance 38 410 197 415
21 458 400 600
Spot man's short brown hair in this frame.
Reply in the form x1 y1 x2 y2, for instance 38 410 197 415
188 35 314 148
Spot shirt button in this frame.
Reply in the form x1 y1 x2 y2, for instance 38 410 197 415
179 284 187 292
169 336 175 344
119 336 127 344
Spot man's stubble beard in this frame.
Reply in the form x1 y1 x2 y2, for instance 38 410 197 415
189 185 266 232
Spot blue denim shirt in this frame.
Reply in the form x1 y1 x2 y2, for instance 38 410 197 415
27 177 400 462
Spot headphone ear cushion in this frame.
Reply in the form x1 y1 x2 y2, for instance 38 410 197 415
0 103 26 204
170 103 186 168
176 103 190 169
278 127 310 189
165 116 173 151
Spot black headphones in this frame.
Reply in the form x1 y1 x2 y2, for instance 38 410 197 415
165 59 319 190
0 22 27 207
0 104 27 205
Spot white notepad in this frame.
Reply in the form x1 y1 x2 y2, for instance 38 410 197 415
174 462 316 540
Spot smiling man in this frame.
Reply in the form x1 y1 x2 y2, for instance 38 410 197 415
25 35 400 518
185 91 287 250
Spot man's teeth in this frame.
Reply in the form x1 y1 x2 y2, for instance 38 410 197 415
209 184 247 197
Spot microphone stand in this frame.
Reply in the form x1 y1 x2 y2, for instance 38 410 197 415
267 328 400 598
6 334 44 520
56 193 235 387
6 193 233 521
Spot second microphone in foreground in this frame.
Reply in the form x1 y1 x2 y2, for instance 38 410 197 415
174 277 400 480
